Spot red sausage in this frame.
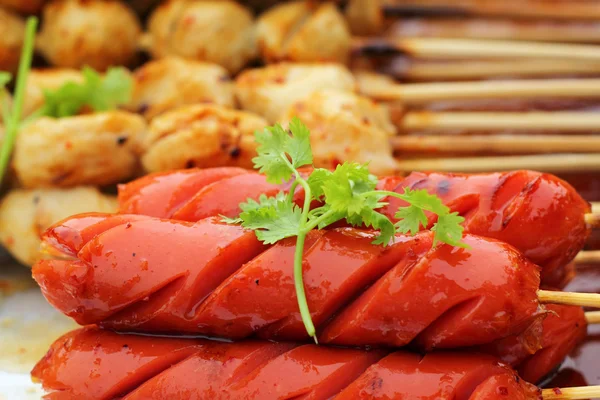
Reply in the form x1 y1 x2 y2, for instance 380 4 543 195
33 213 542 349
32 328 541 400
380 171 590 285
117 169 590 285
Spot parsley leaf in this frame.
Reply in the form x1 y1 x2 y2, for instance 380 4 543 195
41 66 132 118
253 124 293 183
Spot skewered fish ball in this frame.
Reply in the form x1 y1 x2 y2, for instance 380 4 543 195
146 0 257 74
0 0 46 14
142 104 267 173
279 89 397 175
0 187 117 265
14 111 146 188
0 7 25 73
129 57 235 120
22 68 83 117
36 0 142 70
256 1 351 64
235 62 356 123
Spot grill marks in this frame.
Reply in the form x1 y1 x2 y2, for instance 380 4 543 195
34 328 540 400
34 214 542 351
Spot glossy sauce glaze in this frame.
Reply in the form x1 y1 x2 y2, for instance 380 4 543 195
32 327 541 400
116 168 591 286
33 213 543 351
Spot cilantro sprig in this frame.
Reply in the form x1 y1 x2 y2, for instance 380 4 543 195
0 19 132 185
35 66 132 119
0 17 38 185
224 118 468 342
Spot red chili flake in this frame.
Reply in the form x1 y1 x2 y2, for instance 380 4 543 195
125 222 132 229
552 388 562 395
4 236 14 246
65 141 72 150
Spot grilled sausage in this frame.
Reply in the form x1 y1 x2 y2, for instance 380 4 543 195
116 168 591 285
34 213 543 349
32 327 541 400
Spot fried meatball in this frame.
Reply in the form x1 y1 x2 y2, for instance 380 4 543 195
0 0 46 14
146 0 257 74
256 1 350 63
129 57 235 120
0 187 117 265
142 104 267 172
279 89 397 175
36 0 142 70
14 110 146 188
22 68 83 117
235 62 356 123
344 0 383 35
0 7 25 73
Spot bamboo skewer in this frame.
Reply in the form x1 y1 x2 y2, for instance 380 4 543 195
542 386 600 400
537 290 600 308
585 311 600 324
392 135 600 155
575 251 600 265
353 37 600 62
395 154 600 174
398 59 600 81
591 202 600 215
399 111 600 132
382 1 600 21
358 74 600 103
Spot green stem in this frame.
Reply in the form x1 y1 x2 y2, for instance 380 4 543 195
287 179 299 204
294 178 318 342
0 17 38 184
304 209 337 232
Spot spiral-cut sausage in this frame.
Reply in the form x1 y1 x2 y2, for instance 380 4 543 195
32 327 541 400
378 171 591 286
116 167 590 285
33 212 542 349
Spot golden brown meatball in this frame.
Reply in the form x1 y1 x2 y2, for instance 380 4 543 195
279 89 397 175
13 111 146 188
256 1 350 64
0 7 25 73
0 0 46 14
129 57 235 120
36 0 142 70
22 68 83 117
142 104 267 172
0 187 117 265
146 0 257 74
235 62 356 123
344 0 383 35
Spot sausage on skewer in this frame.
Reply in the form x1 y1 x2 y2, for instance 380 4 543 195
33 326 592 400
116 167 591 285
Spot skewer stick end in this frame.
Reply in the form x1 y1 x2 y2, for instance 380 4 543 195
542 385 600 399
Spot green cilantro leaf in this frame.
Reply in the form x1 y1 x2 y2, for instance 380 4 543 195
41 66 132 118
226 118 469 341
238 199 303 244
0 72 11 88
253 124 293 183
287 116 313 168
431 212 469 248
395 204 428 235
307 168 332 200
397 187 449 215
